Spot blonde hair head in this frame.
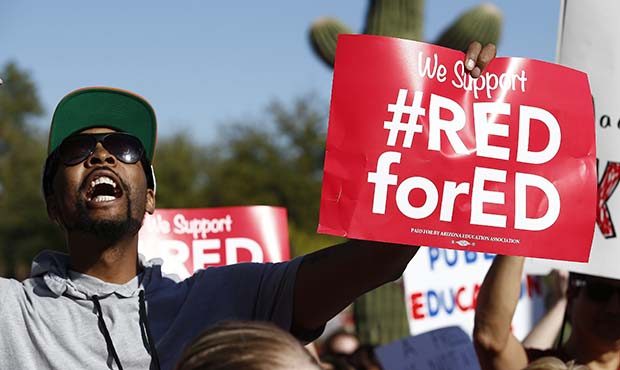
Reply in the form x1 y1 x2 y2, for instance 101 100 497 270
523 356 589 370
176 321 322 370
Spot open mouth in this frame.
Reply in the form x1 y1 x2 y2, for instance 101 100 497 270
85 174 123 203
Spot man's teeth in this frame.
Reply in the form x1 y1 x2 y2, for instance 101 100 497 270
93 195 116 202
91 176 117 189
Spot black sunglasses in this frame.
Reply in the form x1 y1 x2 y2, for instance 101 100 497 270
574 279 620 302
58 132 145 166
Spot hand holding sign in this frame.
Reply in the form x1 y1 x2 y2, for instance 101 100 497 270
464 41 497 78
294 41 501 335
318 35 596 262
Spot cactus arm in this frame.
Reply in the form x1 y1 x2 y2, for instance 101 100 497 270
309 18 354 68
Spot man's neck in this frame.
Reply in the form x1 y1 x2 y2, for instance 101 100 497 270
66 232 140 284
565 335 620 370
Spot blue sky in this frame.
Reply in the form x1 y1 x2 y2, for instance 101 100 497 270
1 1 561 143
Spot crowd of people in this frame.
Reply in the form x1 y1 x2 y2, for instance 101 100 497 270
168 256 619 370
0 40 618 370
168 257 619 370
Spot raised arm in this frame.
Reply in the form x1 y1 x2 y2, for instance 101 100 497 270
522 270 568 349
292 240 418 333
473 255 529 370
292 41 498 335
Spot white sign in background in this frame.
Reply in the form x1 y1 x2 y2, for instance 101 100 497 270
526 0 620 279
405 247 545 339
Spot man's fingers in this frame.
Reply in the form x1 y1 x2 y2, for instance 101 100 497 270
465 41 482 71
476 44 497 74
465 42 497 78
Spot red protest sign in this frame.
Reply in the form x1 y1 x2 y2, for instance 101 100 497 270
318 35 596 262
139 206 290 278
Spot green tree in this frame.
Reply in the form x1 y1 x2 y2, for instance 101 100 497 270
195 95 341 256
153 133 210 209
0 62 63 278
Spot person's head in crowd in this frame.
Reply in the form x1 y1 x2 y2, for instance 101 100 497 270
523 356 588 370
176 321 322 370
566 273 620 352
323 330 360 356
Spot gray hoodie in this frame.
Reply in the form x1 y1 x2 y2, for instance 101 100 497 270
0 250 304 370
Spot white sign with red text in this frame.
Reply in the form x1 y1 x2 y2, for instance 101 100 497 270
405 247 545 338
138 206 290 279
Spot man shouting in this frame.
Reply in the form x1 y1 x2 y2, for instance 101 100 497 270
0 43 496 370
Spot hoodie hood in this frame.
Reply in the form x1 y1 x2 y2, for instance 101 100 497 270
30 250 163 300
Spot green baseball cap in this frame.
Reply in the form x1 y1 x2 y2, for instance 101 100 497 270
48 87 157 162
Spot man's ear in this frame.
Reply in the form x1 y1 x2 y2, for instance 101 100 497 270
146 188 156 214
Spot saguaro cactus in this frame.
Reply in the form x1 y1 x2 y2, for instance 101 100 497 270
353 280 410 345
310 1 503 68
